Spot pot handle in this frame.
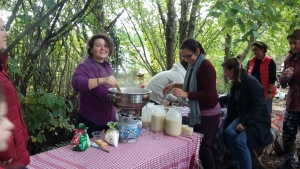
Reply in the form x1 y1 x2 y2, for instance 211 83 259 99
108 94 120 99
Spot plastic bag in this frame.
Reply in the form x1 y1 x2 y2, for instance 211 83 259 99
71 123 89 151
105 122 119 147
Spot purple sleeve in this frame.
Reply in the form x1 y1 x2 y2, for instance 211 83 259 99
72 64 90 92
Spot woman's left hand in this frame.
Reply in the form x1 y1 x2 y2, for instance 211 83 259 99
171 88 188 98
236 123 246 131
265 93 272 101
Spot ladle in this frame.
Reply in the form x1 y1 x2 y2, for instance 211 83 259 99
116 84 122 93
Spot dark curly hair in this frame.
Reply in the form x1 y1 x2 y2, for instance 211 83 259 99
86 33 115 57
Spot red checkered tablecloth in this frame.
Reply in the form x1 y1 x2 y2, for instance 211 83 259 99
27 133 202 169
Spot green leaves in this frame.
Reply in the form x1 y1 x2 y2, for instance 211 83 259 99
23 90 74 144
210 11 222 17
237 18 245 32
215 1 226 12
231 3 248 14
253 9 261 15
226 8 238 17
252 31 260 38
225 18 235 28
41 0 56 8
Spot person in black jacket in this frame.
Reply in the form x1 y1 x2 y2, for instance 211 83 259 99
219 57 273 169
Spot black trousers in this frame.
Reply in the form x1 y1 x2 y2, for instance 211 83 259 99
75 113 109 138
282 110 300 163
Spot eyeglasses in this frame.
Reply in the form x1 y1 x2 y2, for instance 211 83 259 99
181 53 194 59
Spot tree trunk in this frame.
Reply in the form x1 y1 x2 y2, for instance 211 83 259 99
224 33 232 84
165 0 176 70
186 0 200 38
179 0 191 44
240 34 255 62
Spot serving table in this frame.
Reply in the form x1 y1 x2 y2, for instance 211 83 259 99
27 133 202 169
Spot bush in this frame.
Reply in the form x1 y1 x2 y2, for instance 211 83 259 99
22 89 75 144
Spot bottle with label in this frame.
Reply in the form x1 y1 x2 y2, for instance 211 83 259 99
165 107 182 136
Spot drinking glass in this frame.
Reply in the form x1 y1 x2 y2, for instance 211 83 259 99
142 126 151 137
154 131 163 140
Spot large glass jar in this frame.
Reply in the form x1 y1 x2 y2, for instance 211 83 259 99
141 102 154 128
165 107 182 136
150 105 166 132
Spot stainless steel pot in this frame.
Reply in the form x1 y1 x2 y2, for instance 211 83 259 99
108 87 152 110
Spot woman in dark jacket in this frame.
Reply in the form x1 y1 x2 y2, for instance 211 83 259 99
219 58 273 169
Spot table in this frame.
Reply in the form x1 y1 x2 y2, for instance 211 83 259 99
27 133 202 169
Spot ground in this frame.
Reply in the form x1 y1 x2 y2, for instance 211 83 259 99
261 98 289 169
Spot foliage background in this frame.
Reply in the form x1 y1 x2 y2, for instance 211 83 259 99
0 0 298 154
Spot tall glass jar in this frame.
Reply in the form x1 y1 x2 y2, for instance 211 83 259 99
141 102 154 128
165 107 182 136
151 105 166 132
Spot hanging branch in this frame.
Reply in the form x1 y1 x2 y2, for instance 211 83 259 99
5 0 22 31
5 0 69 53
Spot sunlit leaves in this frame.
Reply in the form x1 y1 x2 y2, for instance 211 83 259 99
16 14 31 24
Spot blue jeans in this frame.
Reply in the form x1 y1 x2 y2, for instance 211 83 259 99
266 99 272 113
224 118 251 169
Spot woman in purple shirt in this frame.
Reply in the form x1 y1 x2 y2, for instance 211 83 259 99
72 33 118 137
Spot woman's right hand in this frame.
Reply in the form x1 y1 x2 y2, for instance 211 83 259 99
163 83 175 94
103 75 118 87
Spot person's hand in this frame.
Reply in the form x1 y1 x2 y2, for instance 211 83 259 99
0 158 13 165
171 88 188 98
283 67 294 80
265 93 272 100
104 75 118 87
163 83 175 94
236 123 246 131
